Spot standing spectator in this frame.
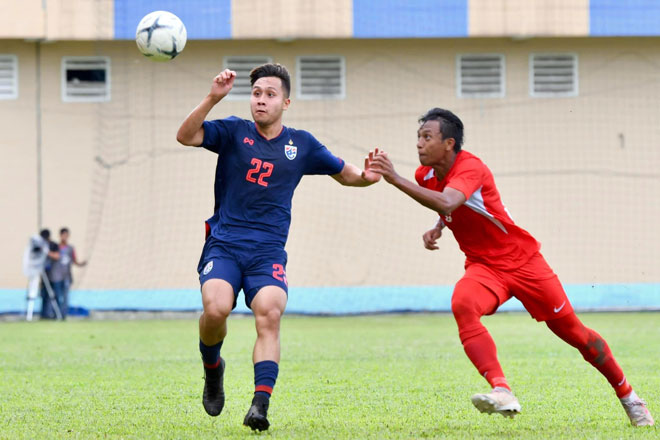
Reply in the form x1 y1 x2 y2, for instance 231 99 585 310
49 227 87 319
39 229 60 319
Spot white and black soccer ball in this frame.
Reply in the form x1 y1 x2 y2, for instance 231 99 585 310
135 11 187 62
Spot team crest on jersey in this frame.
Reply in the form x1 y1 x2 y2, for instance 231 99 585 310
285 144 297 160
203 261 213 275
444 214 453 223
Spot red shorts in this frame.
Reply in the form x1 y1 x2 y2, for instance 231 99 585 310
461 252 574 322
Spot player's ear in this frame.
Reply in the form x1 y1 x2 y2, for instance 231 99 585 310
282 98 290 111
445 137 456 151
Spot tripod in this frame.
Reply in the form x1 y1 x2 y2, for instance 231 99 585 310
25 270 62 321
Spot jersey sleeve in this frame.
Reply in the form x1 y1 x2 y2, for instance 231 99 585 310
200 116 242 154
303 133 345 175
445 156 485 200
415 166 431 186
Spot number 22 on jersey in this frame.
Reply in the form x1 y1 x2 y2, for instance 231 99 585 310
245 158 273 187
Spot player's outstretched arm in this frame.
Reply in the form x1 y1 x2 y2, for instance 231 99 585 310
176 69 236 147
331 148 382 187
370 151 466 215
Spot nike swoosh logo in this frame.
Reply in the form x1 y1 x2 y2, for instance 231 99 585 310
618 377 626 386
553 301 566 313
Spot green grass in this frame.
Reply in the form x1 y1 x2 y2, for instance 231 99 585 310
0 312 658 439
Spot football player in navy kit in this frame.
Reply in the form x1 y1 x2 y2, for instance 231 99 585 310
177 63 380 431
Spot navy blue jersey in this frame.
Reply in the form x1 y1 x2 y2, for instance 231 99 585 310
201 116 345 247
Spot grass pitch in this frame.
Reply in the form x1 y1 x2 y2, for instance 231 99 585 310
0 312 658 439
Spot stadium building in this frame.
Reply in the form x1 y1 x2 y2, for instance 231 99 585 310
1 0 659 314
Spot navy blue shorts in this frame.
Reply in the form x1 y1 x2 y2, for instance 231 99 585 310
197 236 288 309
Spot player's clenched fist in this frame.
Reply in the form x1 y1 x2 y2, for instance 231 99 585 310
422 226 442 250
209 69 236 101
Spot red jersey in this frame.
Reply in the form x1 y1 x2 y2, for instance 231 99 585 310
415 150 540 270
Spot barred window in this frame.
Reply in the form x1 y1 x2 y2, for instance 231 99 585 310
457 54 505 98
62 57 110 102
0 55 18 100
223 56 272 100
297 56 345 100
530 53 578 97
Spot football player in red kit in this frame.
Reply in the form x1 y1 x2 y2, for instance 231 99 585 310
368 107 654 427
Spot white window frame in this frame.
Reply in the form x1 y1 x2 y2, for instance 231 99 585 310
61 56 111 103
296 55 346 100
529 53 578 98
456 53 505 99
0 54 18 100
223 56 273 101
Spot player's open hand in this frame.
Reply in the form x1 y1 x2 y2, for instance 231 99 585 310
361 148 383 183
369 150 399 184
209 69 236 101
422 226 442 250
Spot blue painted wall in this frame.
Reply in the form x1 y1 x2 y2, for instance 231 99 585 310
2 284 659 315
111 1 660 40
353 0 468 38
114 0 232 40
590 0 660 36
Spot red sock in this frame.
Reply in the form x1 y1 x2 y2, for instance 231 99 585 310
452 278 510 390
547 313 632 398
463 332 511 390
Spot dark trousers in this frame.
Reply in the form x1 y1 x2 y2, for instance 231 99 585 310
41 280 66 319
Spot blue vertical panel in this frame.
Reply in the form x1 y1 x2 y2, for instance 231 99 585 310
114 0 232 39
353 0 468 38
590 0 660 36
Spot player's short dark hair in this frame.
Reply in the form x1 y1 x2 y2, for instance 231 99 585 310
60 227 69 235
40 229 50 240
419 108 464 152
250 63 291 98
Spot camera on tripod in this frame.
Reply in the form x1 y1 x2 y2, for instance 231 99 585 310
23 230 62 321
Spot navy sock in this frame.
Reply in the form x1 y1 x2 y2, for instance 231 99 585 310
199 340 223 368
254 360 279 398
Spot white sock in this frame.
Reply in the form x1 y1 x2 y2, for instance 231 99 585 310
620 390 638 403
493 386 512 394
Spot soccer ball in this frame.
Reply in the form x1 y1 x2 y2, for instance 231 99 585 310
135 11 187 62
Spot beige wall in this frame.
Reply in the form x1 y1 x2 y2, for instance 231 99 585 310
232 0 353 39
45 0 114 40
0 0 113 40
1 37 659 291
469 0 589 37
0 0 45 39
1 41 39 283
